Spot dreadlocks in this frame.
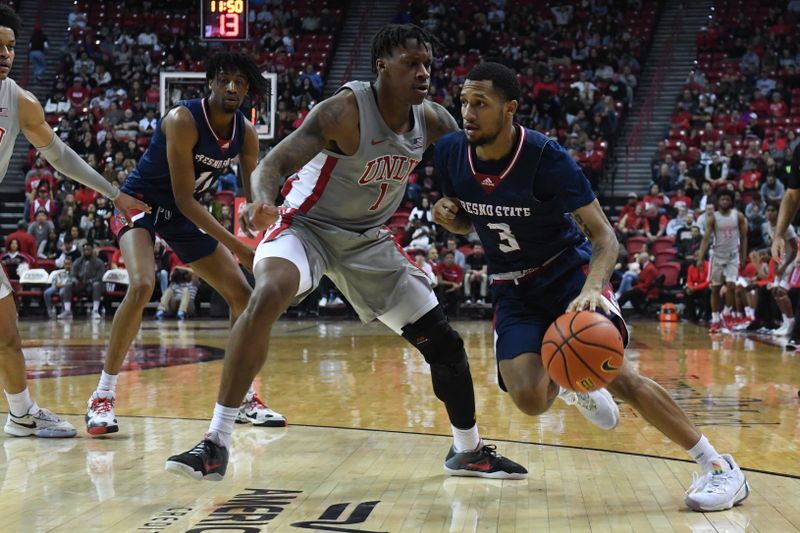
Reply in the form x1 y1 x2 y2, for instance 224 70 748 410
205 51 271 98
371 24 439 73
0 4 21 37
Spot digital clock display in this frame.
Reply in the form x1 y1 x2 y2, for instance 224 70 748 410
201 0 248 41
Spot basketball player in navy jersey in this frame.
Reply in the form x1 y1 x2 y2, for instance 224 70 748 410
433 62 749 512
85 52 285 436
167 25 544 481
0 5 149 438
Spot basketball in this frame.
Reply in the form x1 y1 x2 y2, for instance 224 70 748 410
541 311 625 393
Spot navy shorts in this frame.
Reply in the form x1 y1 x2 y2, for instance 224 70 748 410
110 205 218 264
491 263 628 391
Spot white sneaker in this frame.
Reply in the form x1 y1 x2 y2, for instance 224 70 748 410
57 309 72 320
558 387 619 430
318 296 328 307
85 391 118 436
685 454 750 512
90 310 102 319
330 296 344 306
771 321 794 337
4 403 77 438
236 392 287 427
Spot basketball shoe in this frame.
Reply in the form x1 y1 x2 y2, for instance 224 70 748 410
4 403 77 438
85 391 118 435
165 435 228 481
443 442 527 479
236 391 287 427
684 454 749 512
558 387 620 430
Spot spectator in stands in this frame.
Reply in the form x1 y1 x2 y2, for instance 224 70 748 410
217 166 237 193
406 220 433 252
760 173 785 203
67 5 87 29
643 183 669 211
6 219 37 256
155 267 198 321
66 76 89 110
59 242 106 319
463 243 488 304
617 252 660 313
684 259 710 322
695 181 713 211
618 192 639 220
37 231 59 260
29 25 48 83
617 201 645 241
677 225 703 266
644 203 668 242
299 64 323 94
55 235 80 268
27 209 55 248
153 238 174 295
87 216 113 247
666 206 690 238
43 256 74 319
672 186 694 211
29 186 55 221
1 239 29 280
436 250 464 317
614 259 640 300
409 196 434 225
138 108 157 136
705 153 729 189
445 237 466 270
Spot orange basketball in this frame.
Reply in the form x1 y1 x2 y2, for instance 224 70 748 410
541 311 624 393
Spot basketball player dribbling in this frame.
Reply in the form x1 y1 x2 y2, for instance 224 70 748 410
696 189 748 334
0 5 148 438
85 52 285 436
167 24 534 481
432 62 749 511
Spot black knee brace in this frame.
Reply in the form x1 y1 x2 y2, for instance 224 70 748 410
401 306 468 376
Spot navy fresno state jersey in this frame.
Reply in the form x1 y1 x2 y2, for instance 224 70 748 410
434 126 596 281
122 98 245 210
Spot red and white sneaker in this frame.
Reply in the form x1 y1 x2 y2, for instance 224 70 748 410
732 317 752 331
236 392 287 427
85 391 118 436
709 321 729 334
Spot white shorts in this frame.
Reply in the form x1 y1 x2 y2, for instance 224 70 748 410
254 221 438 334
710 256 738 286
0 267 12 300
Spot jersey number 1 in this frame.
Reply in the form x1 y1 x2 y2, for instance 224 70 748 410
368 183 389 211
487 222 521 253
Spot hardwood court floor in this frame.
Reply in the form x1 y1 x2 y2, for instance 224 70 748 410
1 317 799 532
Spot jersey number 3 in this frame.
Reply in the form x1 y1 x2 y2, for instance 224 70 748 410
487 222 521 253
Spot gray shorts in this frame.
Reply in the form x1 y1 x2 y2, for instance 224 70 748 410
0 266 12 300
710 255 738 285
254 215 437 329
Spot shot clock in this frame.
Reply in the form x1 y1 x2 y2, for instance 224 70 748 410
201 0 248 41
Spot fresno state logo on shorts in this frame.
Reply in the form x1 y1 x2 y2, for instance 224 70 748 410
357 155 420 186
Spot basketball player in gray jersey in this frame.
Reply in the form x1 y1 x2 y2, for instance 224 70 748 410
697 189 748 333
167 24 529 481
0 5 148 438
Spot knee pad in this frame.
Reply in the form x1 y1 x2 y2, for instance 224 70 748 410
401 306 468 375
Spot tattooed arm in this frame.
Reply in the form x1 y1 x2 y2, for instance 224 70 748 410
241 91 357 233
566 199 621 313
423 100 459 145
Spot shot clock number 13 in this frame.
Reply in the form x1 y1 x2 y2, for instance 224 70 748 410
201 0 248 41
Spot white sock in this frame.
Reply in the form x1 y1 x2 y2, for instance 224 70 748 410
722 306 732 315
712 312 720 322
451 424 480 452
5 388 34 417
783 314 792 325
207 403 239 448
97 371 118 394
245 385 256 401
64 301 71 312
93 301 100 312
687 434 729 474
745 306 754 319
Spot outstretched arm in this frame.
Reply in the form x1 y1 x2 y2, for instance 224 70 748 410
18 87 150 224
566 199 619 313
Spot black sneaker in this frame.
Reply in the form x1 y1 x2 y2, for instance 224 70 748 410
443 443 527 479
165 438 228 481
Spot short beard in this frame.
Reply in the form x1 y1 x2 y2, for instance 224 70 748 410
466 129 500 146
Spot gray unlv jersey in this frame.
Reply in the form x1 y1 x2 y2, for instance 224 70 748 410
0 77 21 181
712 209 740 259
281 81 426 231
